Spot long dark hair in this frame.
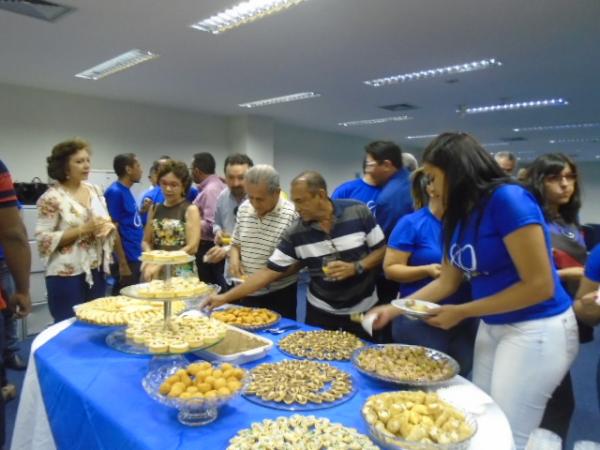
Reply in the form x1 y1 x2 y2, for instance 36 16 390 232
525 153 581 225
422 132 511 253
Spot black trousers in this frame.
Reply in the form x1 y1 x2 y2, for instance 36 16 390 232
195 240 228 290
540 372 575 440
374 276 397 343
110 261 141 296
305 302 375 342
240 282 298 320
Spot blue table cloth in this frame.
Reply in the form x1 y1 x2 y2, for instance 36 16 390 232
35 318 398 450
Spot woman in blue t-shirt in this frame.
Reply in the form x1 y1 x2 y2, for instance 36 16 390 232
526 153 590 439
371 133 578 449
574 244 600 410
384 168 477 376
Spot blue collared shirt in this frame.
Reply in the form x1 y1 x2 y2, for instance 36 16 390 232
374 168 413 237
213 187 245 235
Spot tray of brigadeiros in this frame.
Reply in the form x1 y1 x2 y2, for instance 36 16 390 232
140 250 195 264
362 390 476 450
352 344 458 386
212 306 280 330
123 315 228 355
74 296 186 326
121 277 217 301
278 330 364 361
227 415 380 450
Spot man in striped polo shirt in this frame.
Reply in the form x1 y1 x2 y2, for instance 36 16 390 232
205 171 386 338
227 165 299 319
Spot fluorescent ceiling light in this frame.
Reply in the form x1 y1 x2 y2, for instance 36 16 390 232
75 49 158 80
482 142 509 147
239 92 320 108
460 98 568 114
338 116 412 127
191 0 307 34
513 122 600 132
364 58 501 87
549 137 599 144
406 134 438 140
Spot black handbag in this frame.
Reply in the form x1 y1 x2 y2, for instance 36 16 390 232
13 177 49 205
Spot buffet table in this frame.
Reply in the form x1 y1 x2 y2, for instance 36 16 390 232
12 318 515 450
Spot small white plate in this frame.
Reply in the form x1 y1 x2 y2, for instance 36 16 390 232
391 298 439 319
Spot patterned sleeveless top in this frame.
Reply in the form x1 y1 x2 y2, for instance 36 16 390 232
152 200 190 251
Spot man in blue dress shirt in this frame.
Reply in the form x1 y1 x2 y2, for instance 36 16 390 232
364 141 413 309
105 154 144 293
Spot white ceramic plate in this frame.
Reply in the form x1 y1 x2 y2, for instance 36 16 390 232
391 298 439 319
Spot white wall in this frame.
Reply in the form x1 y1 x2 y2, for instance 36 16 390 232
274 122 371 193
228 115 275 166
0 83 230 190
0 83 375 197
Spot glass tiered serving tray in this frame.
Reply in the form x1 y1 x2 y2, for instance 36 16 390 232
105 254 223 356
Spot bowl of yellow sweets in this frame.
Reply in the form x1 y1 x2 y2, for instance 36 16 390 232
142 360 247 426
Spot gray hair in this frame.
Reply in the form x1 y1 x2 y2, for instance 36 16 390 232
402 153 419 172
494 151 516 162
244 164 280 194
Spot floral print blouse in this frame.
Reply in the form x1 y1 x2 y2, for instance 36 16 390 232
36 183 115 285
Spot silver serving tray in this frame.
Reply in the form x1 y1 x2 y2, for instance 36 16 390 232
351 344 459 387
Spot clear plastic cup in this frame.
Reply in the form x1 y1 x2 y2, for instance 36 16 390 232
525 428 562 450
321 255 337 280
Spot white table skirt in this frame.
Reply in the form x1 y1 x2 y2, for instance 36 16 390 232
11 319 74 450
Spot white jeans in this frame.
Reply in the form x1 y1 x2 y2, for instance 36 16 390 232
473 308 579 450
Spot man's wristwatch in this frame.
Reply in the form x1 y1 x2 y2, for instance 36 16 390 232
354 261 365 275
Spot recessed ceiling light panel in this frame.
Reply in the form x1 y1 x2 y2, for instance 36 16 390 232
239 92 320 108
513 122 600 132
460 98 568 114
549 137 599 144
482 142 510 147
338 116 412 127
75 49 158 80
364 58 502 87
191 0 307 34
406 134 439 140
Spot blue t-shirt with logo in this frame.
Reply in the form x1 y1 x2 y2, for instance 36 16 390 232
374 169 413 237
584 244 600 283
388 207 469 304
105 181 144 262
331 178 380 216
448 184 571 324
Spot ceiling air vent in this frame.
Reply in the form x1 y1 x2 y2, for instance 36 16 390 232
379 103 418 112
0 0 74 22
500 136 527 142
